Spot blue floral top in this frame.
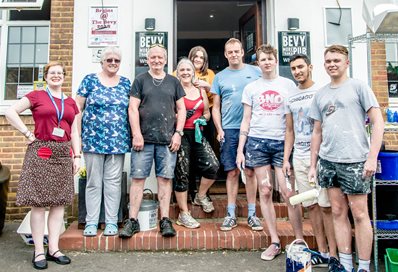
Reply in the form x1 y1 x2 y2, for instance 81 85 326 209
77 73 131 154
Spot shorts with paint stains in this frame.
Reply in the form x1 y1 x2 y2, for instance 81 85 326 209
245 137 284 168
317 158 371 195
130 144 177 179
174 130 219 192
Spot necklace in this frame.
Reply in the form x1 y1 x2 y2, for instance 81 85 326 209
152 76 165 87
149 71 166 87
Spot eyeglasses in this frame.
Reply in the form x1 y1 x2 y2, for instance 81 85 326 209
105 58 121 64
48 71 65 76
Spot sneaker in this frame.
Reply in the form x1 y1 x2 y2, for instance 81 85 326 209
176 212 200 229
248 214 263 231
357 269 368 272
261 243 281 261
193 193 215 213
159 217 176 237
305 249 328 268
220 213 237 231
328 257 346 272
119 218 140 238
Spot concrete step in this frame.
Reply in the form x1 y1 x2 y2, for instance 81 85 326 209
60 219 316 252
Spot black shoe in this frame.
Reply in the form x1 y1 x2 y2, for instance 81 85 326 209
160 217 176 237
46 249 71 265
119 218 140 238
32 252 48 270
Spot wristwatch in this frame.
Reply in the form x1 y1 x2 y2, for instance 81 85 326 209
175 130 184 136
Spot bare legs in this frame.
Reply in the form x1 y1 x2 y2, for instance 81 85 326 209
31 206 66 260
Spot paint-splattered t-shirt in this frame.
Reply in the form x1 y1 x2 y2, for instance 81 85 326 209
130 72 185 145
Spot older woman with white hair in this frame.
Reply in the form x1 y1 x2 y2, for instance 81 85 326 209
76 46 131 236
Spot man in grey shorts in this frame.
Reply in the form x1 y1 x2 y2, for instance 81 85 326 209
119 45 186 238
308 45 384 272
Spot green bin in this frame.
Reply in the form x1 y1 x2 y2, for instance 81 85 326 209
385 248 398 272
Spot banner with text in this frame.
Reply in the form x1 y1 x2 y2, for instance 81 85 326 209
135 32 168 76
88 6 118 47
278 31 310 66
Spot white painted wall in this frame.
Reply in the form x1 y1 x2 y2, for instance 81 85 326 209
73 0 174 193
270 0 369 86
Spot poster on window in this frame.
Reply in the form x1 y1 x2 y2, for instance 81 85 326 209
88 6 118 47
135 32 168 76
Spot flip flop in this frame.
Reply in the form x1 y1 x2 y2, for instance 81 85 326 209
104 223 118 236
83 224 98 237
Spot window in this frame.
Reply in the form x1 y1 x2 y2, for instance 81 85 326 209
386 43 398 106
0 0 44 10
0 1 50 112
324 8 352 45
5 26 49 100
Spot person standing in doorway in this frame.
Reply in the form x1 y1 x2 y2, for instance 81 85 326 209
6 61 79 269
308 45 384 272
119 44 186 238
236 44 303 261
76 47 131 237
211 38 262 232
282 53 338 267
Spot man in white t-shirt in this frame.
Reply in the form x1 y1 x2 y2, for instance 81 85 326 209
282 53 337 268
236 44 303 261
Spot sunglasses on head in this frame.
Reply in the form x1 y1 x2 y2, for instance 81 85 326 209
105 58 121 64
149 43 165 49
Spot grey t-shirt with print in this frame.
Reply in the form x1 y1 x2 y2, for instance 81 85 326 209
285 83 321 159
309 78 379 163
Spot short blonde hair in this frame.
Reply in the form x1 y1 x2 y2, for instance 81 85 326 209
324 44 348 57
44 61 65 76
224 38 243 51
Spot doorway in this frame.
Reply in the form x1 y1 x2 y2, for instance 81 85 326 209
175 0 264 71
175 1 265 193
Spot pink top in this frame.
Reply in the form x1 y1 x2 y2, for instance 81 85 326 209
183 92 204 130
26 90 79 141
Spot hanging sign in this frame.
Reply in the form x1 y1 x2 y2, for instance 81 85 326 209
135 32 168 76
88 6 118 47
278 31 311 66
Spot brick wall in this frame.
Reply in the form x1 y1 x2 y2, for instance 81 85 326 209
370 41 398 151
0 0 74 221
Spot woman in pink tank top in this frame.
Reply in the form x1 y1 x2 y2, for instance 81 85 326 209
173 58 219 229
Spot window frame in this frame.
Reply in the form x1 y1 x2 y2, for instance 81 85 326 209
323 6 353 46
0 0 44 10
0 9 50 115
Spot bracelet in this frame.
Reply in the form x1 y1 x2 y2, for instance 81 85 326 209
24 131 33 139
240 131 248 136
73 155 81 159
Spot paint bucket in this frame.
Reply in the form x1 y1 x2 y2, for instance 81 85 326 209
137 189 158 231
376 151 398 180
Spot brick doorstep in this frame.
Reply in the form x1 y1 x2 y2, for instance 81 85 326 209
60 219 316 252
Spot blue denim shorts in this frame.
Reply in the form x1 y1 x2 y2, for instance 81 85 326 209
317 158 371 195
220 129 239 171
130 144 177 179
245 137 284 168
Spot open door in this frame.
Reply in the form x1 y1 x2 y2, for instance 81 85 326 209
239 2 263 64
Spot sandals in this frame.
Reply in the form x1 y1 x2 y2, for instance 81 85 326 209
83 224 98 237
104 223 118 236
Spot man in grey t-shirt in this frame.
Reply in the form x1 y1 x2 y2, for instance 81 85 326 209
308 45 384 272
